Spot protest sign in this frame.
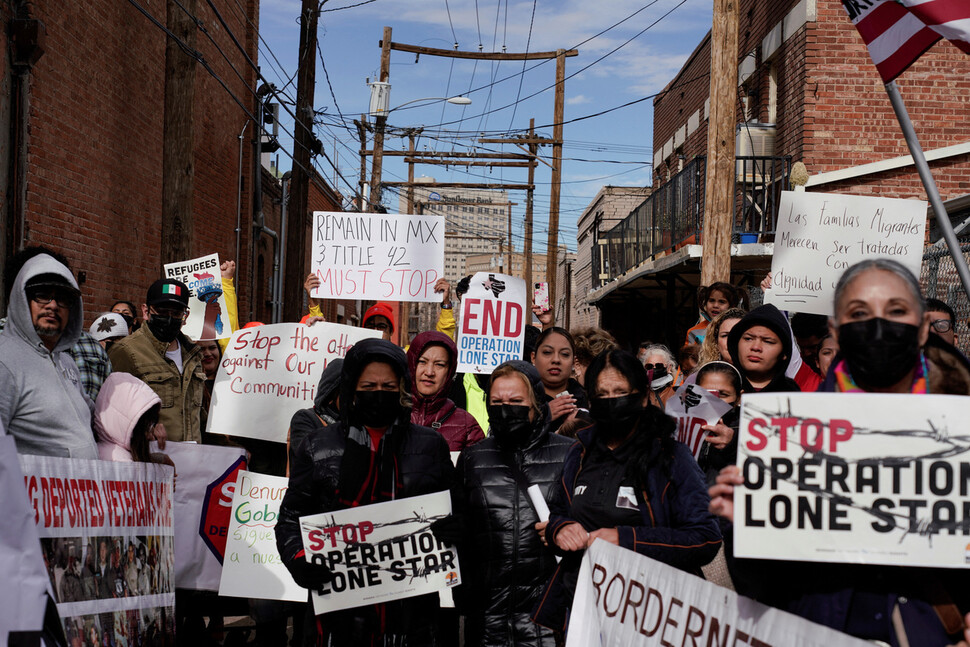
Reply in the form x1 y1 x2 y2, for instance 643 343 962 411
206 322 381 442
310 211 445 302
736 392 970 567
565 539 868 647
162 441 248 590
219 471 303 602
300 491 461 614
666 383 733 459
764 191 926 316
164 253 233 340
18 453 176 646
456 272 527 374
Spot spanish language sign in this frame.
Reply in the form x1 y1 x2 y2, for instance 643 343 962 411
736 392 970 567
764 191 926 316
18 452 176 646
310 211 446 302
219 471 303 602
456 272 527 374
206 322 381 443
164 253 233 341
666 383 733 459
300 491 461 614
565 540 868 647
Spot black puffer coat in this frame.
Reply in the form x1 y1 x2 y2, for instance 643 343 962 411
458 361 572 647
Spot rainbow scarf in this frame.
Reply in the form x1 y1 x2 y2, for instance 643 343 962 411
832 353 929 394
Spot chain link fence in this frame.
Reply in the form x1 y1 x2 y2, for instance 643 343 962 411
921 243 970 356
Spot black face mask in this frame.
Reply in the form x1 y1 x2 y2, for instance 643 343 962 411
838 317 921 388
589 394 643 436
118 313 135 330
487 404 533 447
354 390 402 428
147 315 182 343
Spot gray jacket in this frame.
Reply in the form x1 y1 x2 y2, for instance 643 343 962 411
0 254 97 458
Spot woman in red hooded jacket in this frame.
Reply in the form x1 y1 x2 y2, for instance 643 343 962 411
407 331 485 451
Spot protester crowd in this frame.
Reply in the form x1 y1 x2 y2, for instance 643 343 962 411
3 244 970 647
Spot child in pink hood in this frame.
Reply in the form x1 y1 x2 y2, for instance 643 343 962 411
94 372 166 462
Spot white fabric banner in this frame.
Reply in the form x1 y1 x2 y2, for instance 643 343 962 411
164 253 233 341
566 540 869 647
310 211 446 302
737 392 970 567
300 491 461 614
206 322 380 443
456 272 527 374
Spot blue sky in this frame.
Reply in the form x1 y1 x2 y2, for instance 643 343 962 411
257 0 714 252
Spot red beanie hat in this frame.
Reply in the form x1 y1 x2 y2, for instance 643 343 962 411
362 302 395 332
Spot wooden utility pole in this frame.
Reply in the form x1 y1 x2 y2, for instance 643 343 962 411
545 50 566 324
368 26 393 210
400 130 417 343
355 116 367 210
284 0 319 322
525 120 536 309
161 0 197 263
701 0 739 286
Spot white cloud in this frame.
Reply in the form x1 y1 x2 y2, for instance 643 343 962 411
567 94 591 105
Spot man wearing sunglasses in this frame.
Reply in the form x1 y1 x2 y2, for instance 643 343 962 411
0 247 98 458
109 279 206 443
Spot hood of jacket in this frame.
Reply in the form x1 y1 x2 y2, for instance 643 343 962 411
313 358 343 417
5 254 83 355
94 372 160 460
339 338 410 427
727 304 793 385
406 331 458 417
486 360 550 450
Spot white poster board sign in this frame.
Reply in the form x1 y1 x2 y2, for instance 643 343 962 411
219 471 303 602
765 191 926 315
736 392 970 567
456 272 527 374
164 253 233 341
300 491 461 614
566 540 868 647
310 211 445 302
206 322 381 443
666 383 733 459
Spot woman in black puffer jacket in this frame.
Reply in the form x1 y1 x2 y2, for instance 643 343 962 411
458 361 573 647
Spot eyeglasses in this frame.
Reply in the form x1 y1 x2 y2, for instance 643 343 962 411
930 318 953 333
28 289 76 309
365 321 391 332
151 306 188 319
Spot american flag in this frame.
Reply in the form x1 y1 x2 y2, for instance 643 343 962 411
843 0 970 83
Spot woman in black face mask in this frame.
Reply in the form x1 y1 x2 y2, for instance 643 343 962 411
276 338 458 647
532 350 721 636
457 360 573 647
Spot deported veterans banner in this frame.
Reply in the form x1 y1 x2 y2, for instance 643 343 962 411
206 322 381 443
219 471 303 602
310 211 445 302
666 383 733 459
164 253 233 341
456 272 527 374
19 453 176 646
736 392 970 567
566 540 868 647
300 491 461 614
765 191 926 315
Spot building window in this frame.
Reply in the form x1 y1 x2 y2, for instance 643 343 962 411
768 62 778 124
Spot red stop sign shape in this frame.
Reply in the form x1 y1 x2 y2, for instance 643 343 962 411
199 456 248 564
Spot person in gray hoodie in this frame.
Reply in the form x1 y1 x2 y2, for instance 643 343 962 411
0 247 97 458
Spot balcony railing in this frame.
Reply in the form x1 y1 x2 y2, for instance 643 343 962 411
592 155 791 287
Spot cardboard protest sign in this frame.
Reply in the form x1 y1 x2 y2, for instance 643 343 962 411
456 272 527 374
162 441 247 590
206 322 381 442
736 392 970 567
164 253 233 340
219 471 303 602
310 211 445 302
300 491 461 614
765 191 926 316
565 540 868 647
18 453 176 646
666 383 733 459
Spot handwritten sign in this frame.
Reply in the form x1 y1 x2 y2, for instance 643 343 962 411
736 392 970 568
164 253 233 341
219 471 303 602
310 211 445 302
300 491 461 614
765 191 926 316
206 322 381 443
665 383 733 459
566 540 868 647
456 272 527 374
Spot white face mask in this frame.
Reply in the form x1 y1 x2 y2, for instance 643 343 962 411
651 373 673 391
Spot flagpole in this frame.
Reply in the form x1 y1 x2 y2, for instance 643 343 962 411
884 80 970 299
